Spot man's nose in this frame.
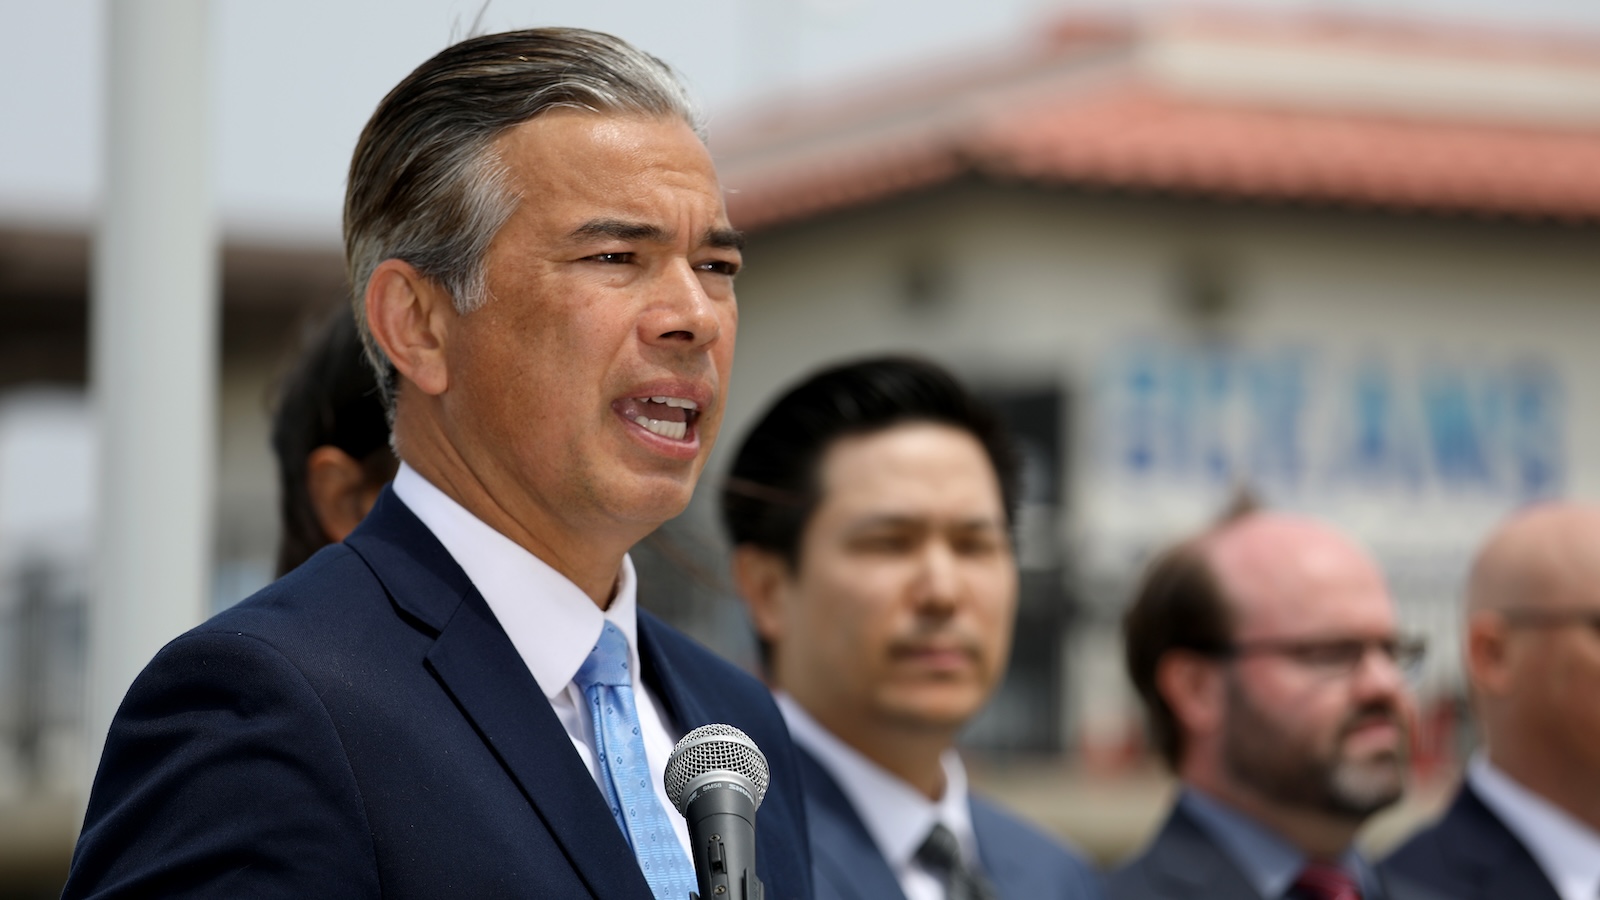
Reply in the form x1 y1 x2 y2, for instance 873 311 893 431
914 541 962 613
1351 643 1408 699
643 261 723 348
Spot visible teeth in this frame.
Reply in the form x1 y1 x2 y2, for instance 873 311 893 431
632 415 688 440
645 396 698 410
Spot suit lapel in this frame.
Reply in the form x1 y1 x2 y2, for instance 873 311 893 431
1376 868 1458 900
1147 805 1265 900
346 489 653 900
971 800 1030 899
637 611 710 735
795 747 908 900
1480 861 1562 900
1440 785 1562 900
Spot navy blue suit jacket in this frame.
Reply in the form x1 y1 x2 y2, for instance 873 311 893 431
796 746 1105 900
65 488 813 899
1108 802 1445 900
1381 781 1560 900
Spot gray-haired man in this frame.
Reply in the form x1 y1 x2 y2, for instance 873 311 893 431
66 29 812 899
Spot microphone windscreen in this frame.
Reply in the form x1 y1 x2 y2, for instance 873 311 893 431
663 723 770 814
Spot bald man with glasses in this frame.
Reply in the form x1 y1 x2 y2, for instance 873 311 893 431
1107 509 1443 900
1383 503 1600 900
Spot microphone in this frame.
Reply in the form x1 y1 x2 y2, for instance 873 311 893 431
664 724 769 900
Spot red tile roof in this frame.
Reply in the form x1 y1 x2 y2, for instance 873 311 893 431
716 17 1600 231
977 83 1600 220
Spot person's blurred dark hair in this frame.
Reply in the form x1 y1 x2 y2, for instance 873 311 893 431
721 355 1021 570
270 308 397 576
1123 491 1260 769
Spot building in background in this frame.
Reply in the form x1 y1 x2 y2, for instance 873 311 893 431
0 232 345 892
2 6 1600 887
696 7 1600 853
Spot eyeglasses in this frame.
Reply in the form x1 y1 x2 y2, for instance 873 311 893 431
1498 609 1600 634
1202 635 1429 680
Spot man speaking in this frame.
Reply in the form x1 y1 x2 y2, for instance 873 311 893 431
65 28 811 899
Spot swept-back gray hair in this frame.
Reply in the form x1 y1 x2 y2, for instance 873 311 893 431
343 27 703 405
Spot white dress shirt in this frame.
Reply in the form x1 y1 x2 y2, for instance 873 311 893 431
1468 753 1600 900
777 692 980 900
393 463 693 862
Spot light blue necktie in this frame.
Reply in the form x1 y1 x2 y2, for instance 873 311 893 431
574 622 697 900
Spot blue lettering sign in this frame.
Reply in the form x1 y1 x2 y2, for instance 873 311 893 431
1104 342 1563 504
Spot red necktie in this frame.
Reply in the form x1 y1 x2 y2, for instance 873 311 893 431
1291 862 1362 900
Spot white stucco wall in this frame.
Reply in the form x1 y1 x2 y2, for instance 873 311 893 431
716 182 1600 751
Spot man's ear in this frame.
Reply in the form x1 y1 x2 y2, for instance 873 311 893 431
731 545 792 646
1156 650 1225 739
306 445 375 544
1466 611 1514 697
364 259 454 397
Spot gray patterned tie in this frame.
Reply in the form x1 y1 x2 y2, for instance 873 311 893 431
915 823 998 900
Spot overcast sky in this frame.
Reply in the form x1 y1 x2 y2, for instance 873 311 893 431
4 0 1600 244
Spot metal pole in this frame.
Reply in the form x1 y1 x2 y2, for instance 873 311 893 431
86 0 215 798
15 559 52 790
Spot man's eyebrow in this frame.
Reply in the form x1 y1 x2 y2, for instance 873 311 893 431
845 514 1002 532
705 227 746 252
567 221 745 252
569 220 668 243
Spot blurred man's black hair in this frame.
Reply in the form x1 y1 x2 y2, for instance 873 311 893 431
721 354 1021 569
270 308 397 576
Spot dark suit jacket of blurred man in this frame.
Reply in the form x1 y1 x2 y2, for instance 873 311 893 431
1108 800 1445 900
63 490 813 899
1381 781 1562 900
798 748 1105 900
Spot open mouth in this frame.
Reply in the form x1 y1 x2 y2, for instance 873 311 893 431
616 395 700 441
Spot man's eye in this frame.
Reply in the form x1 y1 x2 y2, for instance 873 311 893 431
696 259 741 277
952 533 1002 556
851 534 915 554
1294 642 1363 667
588 252 634 264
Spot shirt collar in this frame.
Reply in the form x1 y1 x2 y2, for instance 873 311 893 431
1469 754 1600 900
392 462 640 698
776 692 978 870
1180 788 1372 899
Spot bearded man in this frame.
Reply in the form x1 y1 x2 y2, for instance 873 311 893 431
1108 510 1444 900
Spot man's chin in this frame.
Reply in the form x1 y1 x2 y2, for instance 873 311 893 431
606 473 699 525
879 690 987 734
1328 757 1406 816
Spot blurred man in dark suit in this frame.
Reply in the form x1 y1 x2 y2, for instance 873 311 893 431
724 356 1103 900
1383 503 1600 900
1109 510 1440 900
65 28 812 899
268 307 396 576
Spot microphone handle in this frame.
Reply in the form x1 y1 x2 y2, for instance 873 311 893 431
684 783 763 900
